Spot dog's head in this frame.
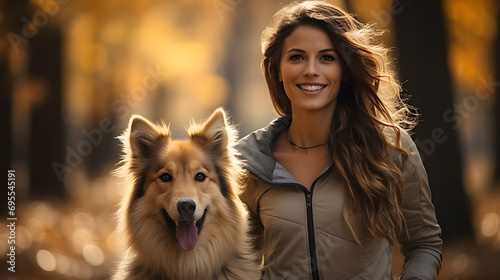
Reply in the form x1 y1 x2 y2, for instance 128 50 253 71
118 108 244 252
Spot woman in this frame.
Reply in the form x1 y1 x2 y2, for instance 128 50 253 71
235 1 443 279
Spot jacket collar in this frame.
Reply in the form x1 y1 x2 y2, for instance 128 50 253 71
235 116 291 183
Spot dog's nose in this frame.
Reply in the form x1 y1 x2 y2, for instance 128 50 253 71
177 199 196 217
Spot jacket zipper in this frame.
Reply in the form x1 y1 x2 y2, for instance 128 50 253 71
255 165 329 279
305 188 320 280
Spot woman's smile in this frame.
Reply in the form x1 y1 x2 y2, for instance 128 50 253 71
296 83 328 94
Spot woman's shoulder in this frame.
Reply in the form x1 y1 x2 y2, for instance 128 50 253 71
382 125 424 173
382 125 418 154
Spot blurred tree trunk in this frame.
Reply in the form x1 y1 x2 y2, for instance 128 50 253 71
28 26 66 200
0 0 29 206
0 0 66 201
393 0 472 240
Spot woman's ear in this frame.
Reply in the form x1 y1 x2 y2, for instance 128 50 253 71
278 69 283 82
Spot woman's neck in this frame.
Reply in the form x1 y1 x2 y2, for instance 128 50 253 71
287 110 333 149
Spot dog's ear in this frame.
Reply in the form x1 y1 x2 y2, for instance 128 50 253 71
128 115 169 159
190 108 229 152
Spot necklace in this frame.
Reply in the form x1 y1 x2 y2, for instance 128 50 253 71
286 130 326 150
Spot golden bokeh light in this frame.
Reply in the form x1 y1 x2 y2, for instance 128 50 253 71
481 212 500 238
71 228 94 254
36 250 57 272
82 244 105 266
53 252 71 275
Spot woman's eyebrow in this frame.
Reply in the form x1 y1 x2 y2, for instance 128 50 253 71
286 48 306 53
319 48 337 53
286 48 338 53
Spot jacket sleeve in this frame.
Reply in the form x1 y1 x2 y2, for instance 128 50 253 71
397 131 443 280
240 174 265 255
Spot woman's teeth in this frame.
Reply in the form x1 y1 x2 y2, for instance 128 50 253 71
299 85 325 91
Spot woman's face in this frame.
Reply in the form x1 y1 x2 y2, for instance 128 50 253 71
279 25 343 115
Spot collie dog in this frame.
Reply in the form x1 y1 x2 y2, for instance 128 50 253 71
113 108 259 279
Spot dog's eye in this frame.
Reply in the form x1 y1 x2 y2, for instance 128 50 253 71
160 173 173 182
194 172 206 182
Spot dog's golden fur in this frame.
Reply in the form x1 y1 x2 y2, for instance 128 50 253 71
113 108 259 280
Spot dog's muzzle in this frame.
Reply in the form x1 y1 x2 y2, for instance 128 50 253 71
161 201 207 251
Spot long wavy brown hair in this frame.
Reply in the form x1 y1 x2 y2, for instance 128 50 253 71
261 0 417 245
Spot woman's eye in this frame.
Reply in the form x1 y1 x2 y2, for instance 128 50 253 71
195 172 207 182
290 54 304 61
160 173 173 182
321 55 335 62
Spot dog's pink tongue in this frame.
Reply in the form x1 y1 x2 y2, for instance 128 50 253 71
176 221 198 251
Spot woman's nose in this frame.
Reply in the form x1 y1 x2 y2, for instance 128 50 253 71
303 60 320 77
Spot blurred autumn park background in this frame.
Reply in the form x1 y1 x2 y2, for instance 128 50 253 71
0 0 499 279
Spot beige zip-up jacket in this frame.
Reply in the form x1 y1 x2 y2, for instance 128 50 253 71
236 116 442 280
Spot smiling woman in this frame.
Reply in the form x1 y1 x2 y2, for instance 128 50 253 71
236 1 443 279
